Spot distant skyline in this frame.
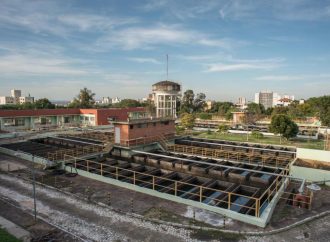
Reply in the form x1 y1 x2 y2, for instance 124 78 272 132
0 0 330 101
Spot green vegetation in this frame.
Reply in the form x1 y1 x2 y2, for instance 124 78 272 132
269 114 299 141
34 98 56 109
209 101 237 120
181 113 196 129
218 124 229 134
198 113 212 120
194 131 324 150
251 131 264 139
180 89 206 114
68 87 95 108
0 98 56 110
0 227 21 242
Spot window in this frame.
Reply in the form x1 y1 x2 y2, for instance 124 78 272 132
130 125 134 129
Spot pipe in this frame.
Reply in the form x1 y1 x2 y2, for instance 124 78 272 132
132 150 300 180
181 138 296 154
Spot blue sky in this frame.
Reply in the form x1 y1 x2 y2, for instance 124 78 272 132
0 0 330 101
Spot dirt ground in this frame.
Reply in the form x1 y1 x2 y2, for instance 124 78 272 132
1 153 330 242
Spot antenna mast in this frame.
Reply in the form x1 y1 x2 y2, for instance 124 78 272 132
166 54 168 80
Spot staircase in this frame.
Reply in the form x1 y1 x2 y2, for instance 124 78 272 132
103 142 114 153
157 134 171 151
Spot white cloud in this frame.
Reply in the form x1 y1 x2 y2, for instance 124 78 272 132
97 25 194 50
96 24 243 50
255 75 301 81
0 54 87 75
205 57 284 72
127 57 161 64
218 0 330 21
141 0 221 20
58 14 138 31
255 74 330 81
206 63 275 72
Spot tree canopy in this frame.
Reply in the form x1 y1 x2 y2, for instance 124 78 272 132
69 87 95 108
180 113 196 129
114 99 141 108
180 89 206 113
269 114 299 140
34 98 55 109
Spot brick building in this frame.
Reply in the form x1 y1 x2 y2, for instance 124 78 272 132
112 118 175 146
0 107 145 132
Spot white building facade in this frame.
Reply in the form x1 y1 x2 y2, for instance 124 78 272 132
151 81 181 118
0 89 34 105
255 91 294 109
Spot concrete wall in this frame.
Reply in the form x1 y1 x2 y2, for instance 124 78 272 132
64 165 274 228
291 165 330 185
0 147 53 167
296 148 330 162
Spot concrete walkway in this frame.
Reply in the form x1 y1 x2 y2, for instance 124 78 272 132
0 216 31 242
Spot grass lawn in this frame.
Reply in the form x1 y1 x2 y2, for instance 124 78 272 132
192 131 325 150
0 228 21 242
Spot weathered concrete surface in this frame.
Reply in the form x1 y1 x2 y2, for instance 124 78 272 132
0 216 30 242
0 173 193 242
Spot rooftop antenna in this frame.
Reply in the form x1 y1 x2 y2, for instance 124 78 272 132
166 54 168 80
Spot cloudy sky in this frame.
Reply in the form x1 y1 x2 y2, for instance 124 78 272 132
0 0 329 101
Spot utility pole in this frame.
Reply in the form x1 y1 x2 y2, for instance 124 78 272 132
32 155 37 222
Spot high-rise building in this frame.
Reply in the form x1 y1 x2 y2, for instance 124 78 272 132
0 90 34 105
11 89 21 98
236 97 247 109
255 91 295 109
255 91 273 109
151 80 181 118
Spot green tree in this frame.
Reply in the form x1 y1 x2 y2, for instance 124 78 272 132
144 100 156 115
307 95 330 126
251 131 264 139
211 102 234 116
193 93 206 112
180 113 195 129
115 99 141 108
180 89 195 113
218 124 229 134
247 103 265 115
269 114 299 142
198 113 212 120
34 98 55 109
69 87 95 108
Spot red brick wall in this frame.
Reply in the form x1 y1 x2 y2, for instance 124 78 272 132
0 108 80 117
0 108 145 126
95 107 145 125
115 120 175 142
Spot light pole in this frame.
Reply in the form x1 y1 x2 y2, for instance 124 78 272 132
15 151 37 222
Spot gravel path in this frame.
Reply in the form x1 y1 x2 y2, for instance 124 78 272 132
0 173 195 242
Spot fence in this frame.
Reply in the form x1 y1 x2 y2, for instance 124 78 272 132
62 154 293 217
119 133 175 147
47 145 103 161
167 144 291 168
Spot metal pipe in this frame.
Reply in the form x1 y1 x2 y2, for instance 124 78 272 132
181 138 296 154
132 150 300 179
49 136 104 147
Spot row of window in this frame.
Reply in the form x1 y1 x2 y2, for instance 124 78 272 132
129 121 170 129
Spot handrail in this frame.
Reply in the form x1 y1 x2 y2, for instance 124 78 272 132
63 154 260 215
